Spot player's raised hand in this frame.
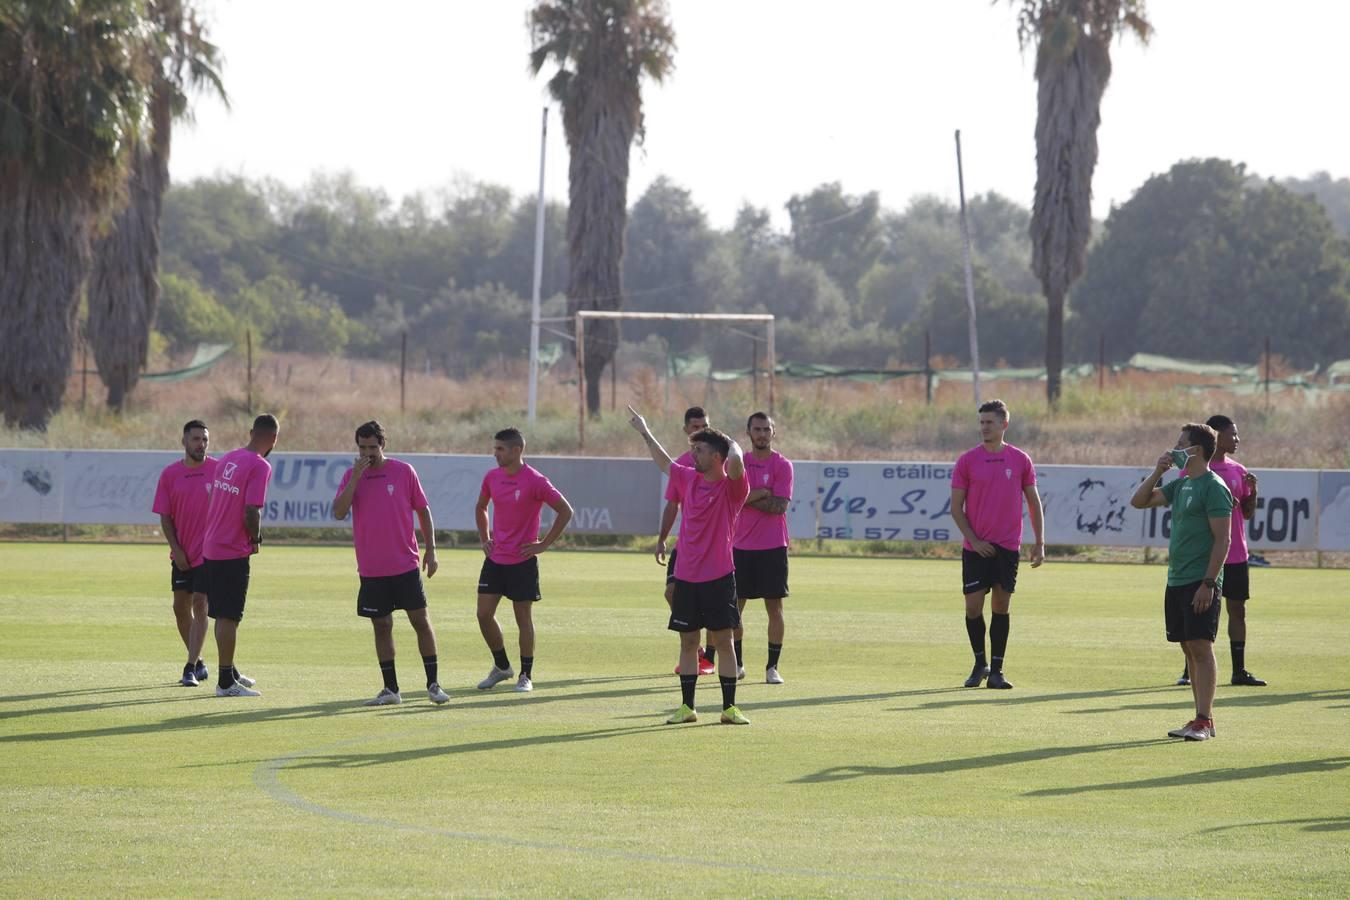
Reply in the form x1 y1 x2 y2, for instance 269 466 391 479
1155 451 1174 471
1244 471 1258 491
626 405 648 434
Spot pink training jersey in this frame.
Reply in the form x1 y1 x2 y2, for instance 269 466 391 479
663 450 696 502
668 462 749 582
481 464 563 565
336 457 429 577
734 450 793 551
152 456 219 568
202 448 273 561
951 443 1036 552
1198 459 1253 564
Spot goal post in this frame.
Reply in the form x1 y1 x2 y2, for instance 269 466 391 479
570 311 775 448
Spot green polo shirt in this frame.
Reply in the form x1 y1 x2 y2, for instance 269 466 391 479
1161 470 1235 587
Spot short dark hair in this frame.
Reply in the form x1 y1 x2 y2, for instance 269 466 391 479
683 406 707 425
1205 414 1235 434
689 426 731 460
252 413 279 433
1182 422 1218 461
355 420 386 446
494 427 524 447
978 399 1009 421
182 419 207 435
746 411 772 432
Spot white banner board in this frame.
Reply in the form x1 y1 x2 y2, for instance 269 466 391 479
0 450 1340 550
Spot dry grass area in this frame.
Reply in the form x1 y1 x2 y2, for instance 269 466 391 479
6 351 1349 469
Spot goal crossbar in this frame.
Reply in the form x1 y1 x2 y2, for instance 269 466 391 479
571 310 776 447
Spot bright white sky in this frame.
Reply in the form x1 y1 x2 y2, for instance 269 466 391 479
172 0 1350 229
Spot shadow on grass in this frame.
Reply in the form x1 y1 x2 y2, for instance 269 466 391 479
910 685 1172 711
1025 757 1350 796
606 686 970 720
278 721 689 770
1065 689 1350 716
0 698 366 744
1198 816 1350 834
0 684 196 722
793 739 1171 783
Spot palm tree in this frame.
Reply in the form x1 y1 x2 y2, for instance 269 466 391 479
88 0 226 412
1011 0 1151 405
528 0 675 416
0 0 151 429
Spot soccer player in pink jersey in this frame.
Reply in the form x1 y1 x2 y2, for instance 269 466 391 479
629 405 751 726
656 406 716 677
474 427 573 693
201 414 279 697
152 419 217 687
1174 414 1266 688
332 421 449 707
733 411 793 685
950 399 1045 690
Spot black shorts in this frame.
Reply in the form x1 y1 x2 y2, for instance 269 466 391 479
170 562 208 595
669 573 741 633
358 568 427 618
478 557 541 603
1165 580 1222 643
205 557 250 622
1222 561 1250 602
961 546 1020 595
733 546 790 600
665 547 678 585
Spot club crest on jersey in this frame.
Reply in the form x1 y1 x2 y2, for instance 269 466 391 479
514 489 521 501
1005 468 1012 479
386 484 394 496
763 473 770 484
222 462 237 479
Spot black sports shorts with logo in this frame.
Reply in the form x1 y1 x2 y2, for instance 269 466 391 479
732 546 790 600
478 556 541 603
961 545 1020 595
205 556 250 622
1165 580 1222 643
1221 561 1250 602
170 562 209 595
357 568 427 618
669 572 740 633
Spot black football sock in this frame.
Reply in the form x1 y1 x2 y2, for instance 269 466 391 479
218 667 234 690
422 654 438 687
965 615 987 667
228 666 241 683
720 675 737 710
680 674 697 708
379 658 398 693
704 647 715 666
734 639 744 667
990 613 1010 671
767 642 782 669
1231 641 1246 675
492 648 511 671
520 656 533 679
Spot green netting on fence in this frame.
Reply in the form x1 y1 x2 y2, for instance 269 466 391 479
141 343 232 382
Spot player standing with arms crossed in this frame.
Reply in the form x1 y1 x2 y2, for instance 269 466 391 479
732 412 793 684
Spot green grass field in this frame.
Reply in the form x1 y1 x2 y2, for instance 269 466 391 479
1 544 1347 897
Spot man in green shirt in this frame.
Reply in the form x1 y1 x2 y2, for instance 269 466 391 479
1131 423 1234 741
